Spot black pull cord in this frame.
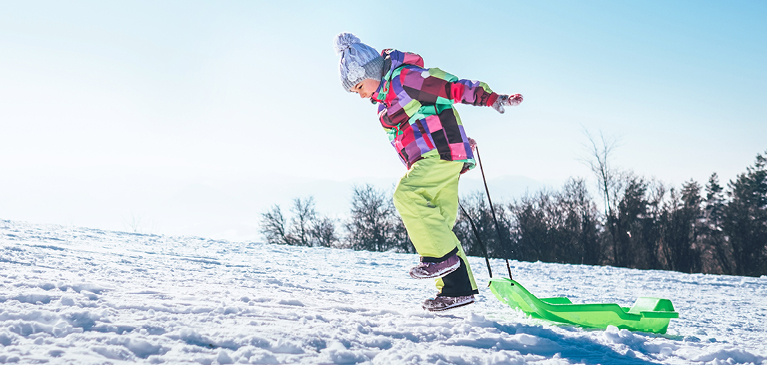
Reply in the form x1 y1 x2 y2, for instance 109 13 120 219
459 203 492 278
475 146 513 280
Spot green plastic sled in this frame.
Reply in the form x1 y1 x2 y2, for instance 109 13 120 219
488 278 679 334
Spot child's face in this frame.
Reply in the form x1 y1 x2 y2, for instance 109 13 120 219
350 78 381 99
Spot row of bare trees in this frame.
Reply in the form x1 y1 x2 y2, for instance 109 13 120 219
259 185 414 253
260 197 338 247
260 148 767 277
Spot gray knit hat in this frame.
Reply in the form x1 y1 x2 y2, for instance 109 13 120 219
334 32 384 92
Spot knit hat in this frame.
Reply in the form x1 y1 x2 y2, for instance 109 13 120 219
334 32 384 92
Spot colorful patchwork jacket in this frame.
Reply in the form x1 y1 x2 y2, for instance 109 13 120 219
371 49 499 171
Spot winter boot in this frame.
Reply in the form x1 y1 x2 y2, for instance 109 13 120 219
422 295 475 312
409 254 460 279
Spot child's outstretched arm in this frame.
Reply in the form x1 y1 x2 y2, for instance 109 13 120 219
399 67 522 112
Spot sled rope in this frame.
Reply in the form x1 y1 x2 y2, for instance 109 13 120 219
465 145 513 280
476 146 513 280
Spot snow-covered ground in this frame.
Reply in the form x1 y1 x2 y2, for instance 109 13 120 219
1 219 765 364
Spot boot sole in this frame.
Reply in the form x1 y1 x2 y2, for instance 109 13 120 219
423 297 475 312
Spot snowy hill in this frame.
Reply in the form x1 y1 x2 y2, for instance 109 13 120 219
1 219 765 364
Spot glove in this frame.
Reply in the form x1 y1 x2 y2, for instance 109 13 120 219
491 94 524 114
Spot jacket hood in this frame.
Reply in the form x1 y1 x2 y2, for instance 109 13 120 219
371 49 426 104
381 49 424 80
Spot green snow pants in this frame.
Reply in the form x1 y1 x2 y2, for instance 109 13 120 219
393 150 478 297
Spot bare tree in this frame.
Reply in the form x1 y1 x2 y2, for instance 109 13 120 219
259 204 294 245
582 129 623 265
289 197 317 246
311 215 339 247
344 184 409 252
558 178 602 265
582 130 621 219
124 212 143 234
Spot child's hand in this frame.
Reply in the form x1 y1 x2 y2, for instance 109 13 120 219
468 137 477 151
491 94 524 114
507 94 524 106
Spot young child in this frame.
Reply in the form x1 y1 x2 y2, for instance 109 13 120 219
334 32 523 312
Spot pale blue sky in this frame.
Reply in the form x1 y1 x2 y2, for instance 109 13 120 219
1 1 765 239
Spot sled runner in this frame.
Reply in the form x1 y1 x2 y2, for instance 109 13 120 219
488 278 678 334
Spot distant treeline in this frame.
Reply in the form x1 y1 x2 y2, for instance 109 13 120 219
260 149 767 277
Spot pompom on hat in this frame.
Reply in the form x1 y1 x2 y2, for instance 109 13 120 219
334 32 384 92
